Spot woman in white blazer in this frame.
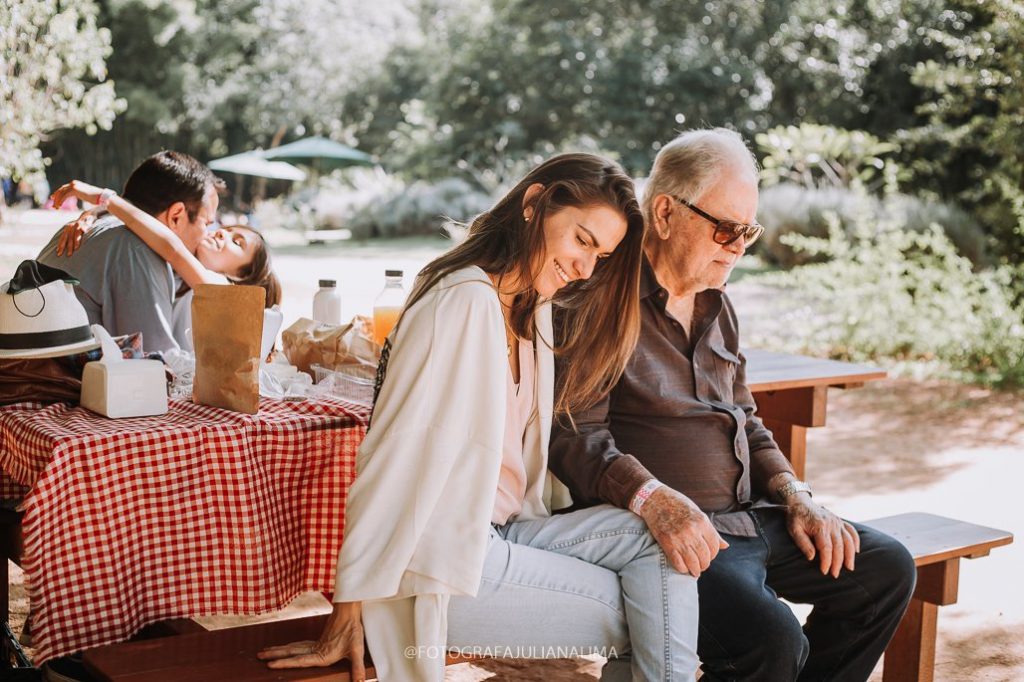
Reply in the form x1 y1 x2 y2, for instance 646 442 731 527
260 154 700 680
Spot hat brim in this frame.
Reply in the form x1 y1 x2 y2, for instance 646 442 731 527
0 337 101 360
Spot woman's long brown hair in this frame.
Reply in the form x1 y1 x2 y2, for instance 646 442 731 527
404 153 645 416
231 228 281 307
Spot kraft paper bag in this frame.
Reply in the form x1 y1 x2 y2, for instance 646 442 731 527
282 315 378 377
191 283 265 414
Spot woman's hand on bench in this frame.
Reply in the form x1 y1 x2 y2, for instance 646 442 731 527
257 601 366 681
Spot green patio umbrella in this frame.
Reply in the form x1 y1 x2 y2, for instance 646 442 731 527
207 151 307 181
261 136 374 172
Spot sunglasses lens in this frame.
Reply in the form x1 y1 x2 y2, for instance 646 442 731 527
713 222 746 245
714 222 764 246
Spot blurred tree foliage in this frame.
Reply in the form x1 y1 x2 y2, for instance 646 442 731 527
900 0 1024 266
1 0 124 185
343 0 958 179
36 0 1024 264
347 0 774 179
44 0 414 189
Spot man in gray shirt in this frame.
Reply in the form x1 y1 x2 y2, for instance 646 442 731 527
38 151 220 352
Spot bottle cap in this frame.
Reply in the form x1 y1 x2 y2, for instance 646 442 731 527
385 270 403 277
318 279 336 288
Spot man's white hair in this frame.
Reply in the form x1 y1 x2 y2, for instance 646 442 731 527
642 128 758 228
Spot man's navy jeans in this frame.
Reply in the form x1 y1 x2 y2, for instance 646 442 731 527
696 509 916 681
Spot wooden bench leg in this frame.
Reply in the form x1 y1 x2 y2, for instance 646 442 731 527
762 418 808 479
882 558 959 682
883 598 938 682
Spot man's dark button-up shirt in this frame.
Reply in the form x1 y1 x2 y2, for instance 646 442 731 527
550 260 795 536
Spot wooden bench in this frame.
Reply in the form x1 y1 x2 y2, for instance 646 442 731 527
83 615 375 681
82 615 481 681
62 513 1020 682
864 512 1013 682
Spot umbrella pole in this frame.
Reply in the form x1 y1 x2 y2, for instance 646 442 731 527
236 174 247 212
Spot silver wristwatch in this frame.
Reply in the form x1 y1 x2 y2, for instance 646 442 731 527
777 480 812 501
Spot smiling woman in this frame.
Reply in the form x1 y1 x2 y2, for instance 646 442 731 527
196 225 260 276
258 153 702 682
404 153 646 416
529 204 625 299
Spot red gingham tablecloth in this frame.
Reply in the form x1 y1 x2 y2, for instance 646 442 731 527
0 396 369 663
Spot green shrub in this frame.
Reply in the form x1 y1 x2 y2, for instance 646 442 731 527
249 168 405 234
756 124 899 192
752 209 1024 389
346 177 493 239
756 184 990 269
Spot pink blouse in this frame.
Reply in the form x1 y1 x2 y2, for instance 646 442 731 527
491 339 536 525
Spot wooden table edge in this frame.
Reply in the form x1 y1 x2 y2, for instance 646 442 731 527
749 368 888 393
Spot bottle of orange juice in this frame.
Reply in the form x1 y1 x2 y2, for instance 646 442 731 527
373 269 406 345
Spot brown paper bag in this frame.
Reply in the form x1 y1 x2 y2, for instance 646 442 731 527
191 283 265 414
282 316 379 376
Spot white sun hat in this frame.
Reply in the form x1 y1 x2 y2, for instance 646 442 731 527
0 262 100 359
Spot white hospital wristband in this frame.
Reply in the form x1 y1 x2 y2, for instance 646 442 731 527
629 479 665 515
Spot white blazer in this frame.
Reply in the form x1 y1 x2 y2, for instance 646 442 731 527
333 265 571 680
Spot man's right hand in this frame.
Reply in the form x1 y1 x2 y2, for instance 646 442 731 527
639 486 729 577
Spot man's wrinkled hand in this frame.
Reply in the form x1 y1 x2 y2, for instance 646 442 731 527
640 486 729 577
785 497 860 578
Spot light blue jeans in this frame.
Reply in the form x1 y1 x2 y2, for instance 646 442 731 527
447 505 699 681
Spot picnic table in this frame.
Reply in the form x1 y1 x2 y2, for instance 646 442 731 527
745 348 887 478
0 397 369 664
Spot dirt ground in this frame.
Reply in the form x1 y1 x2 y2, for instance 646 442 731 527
3 210 1023 680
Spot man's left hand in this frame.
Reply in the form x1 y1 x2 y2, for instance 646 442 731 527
785 495 860 578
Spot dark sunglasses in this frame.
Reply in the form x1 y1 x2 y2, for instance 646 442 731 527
674 197 765 247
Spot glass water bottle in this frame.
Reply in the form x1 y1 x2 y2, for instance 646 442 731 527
373 270 405 345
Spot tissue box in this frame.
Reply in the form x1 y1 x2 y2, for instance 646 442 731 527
81 358 168 418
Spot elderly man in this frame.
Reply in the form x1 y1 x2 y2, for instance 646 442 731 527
38 150 220 352
550 128 916 681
